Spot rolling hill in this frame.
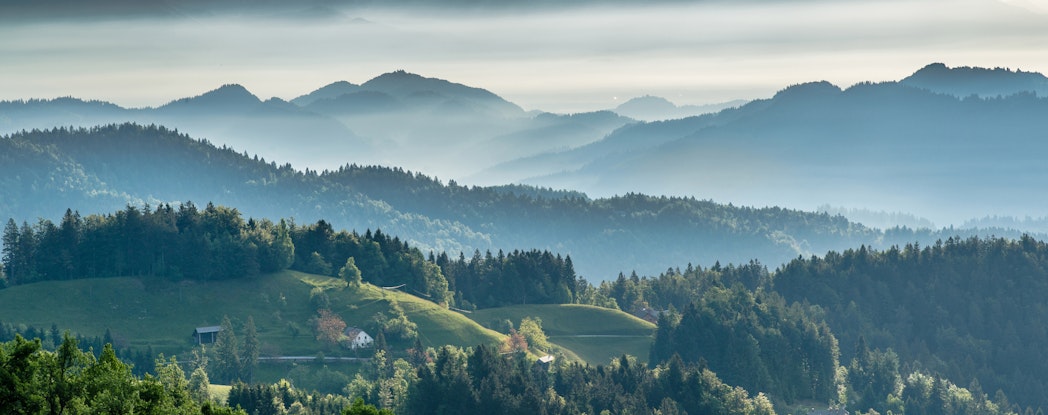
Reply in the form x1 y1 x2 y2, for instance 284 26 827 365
467 304 655 365
0 270 503 357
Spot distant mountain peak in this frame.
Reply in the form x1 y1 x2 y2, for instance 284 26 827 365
363 70 465 95
616 95 677 111
206 84 256 98
772 81 842 101
901 62 1048 98
162 83 261 109
291 81 361 106
360 70 524 116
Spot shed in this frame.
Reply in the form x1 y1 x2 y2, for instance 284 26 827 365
538 355 555 369
194 326 222 344
635 307 664 324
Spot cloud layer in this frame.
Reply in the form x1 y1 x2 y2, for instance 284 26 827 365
2 0 1047 112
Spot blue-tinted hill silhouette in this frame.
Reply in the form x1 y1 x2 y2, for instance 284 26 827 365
901 62 1048 98
6 123 1036 280
612 95 747 122
0 71 630 180
486 64 1048 224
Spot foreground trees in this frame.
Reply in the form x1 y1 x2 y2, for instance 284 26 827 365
406 344 776 415
0 334 243 414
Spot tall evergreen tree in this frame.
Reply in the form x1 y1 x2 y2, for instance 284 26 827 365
241 316 259 382
1 219 17 282
213 316 240 384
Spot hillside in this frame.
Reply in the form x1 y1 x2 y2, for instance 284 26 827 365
771 236 1048 410
0 270 503 357
5 124 1045 280
468 304 655 365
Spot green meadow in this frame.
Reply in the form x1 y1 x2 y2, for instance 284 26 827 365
467 304 655 365
0 270 503 359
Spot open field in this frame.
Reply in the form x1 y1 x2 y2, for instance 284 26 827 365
0 270 503 359
467 304 655 364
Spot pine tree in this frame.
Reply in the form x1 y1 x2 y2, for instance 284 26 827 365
1 219 18 283
241 316 259 382
213 316 240 383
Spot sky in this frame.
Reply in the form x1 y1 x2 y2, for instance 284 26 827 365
3 0 1048 113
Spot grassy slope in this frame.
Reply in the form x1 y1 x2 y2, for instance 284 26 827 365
0 270 503 358
468 304 655 365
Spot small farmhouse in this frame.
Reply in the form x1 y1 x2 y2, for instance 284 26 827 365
342 327 374 349
193 326 222 344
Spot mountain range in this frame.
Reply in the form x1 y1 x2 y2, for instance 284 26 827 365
484 63 1048 225
4 62 1048 277
0 71 632 181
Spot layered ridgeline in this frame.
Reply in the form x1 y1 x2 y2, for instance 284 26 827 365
6 63 1048 227
480 63 1048 225
3 124 1042 279
1 202 1037 415
0 71 632 180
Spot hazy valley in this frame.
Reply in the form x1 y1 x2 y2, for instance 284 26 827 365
5 7 1048 411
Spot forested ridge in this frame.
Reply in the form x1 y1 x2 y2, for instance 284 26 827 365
1 204 580 310
3 203 1047 414
773 236 1048 411
6 124 1041 280
5 125 1048 414
602 236 1048 413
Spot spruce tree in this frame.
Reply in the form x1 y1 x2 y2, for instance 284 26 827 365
213 316 240 383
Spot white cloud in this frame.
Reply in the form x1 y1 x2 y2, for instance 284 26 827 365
1 0 1047 112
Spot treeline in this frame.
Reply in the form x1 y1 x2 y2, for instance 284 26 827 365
2 203 294 284
592 244 1033 414
603 261 839 405
288 220 453 305
405 344 776 415
434 249 579 309
649 285 839 405
0 320 157 377
1 204 585 311
842 341 1017 415
772 236 1048 411
226 381 354 415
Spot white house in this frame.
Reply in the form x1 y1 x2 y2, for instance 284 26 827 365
342 327 374 349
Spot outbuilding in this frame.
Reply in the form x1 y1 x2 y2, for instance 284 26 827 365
193 326 222 344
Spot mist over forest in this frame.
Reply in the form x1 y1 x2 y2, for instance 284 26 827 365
4 1 1048 414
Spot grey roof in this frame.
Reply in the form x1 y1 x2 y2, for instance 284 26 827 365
195 326 222 334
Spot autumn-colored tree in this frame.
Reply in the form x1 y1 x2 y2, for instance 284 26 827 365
314 309 347 347
499 328 528 354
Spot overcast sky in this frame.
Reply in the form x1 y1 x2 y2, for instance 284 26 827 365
2 0 1048 113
